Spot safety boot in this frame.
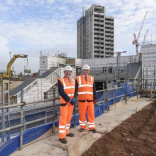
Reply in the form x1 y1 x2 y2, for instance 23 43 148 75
59 138 67 144
66 132 74 137
90 129 97 133
79 128 85 132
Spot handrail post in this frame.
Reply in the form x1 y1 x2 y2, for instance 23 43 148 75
20 86 24 150
113 83 115 104
125 93 127 104
154 67 156 99
106 78 109 112
1 73 5 142
125 82 127 104
74 100 76 127
52 87 56 134
45 111 47 124
103 82 105 113
137 79 139 99
142 69 145 96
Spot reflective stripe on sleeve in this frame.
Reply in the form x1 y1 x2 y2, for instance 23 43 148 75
67 94 74 96
78 92 93 95
78 84 93 88
64 86 75 89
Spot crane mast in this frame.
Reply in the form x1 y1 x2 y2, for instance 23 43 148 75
140 30 149 53
143 30 149 44
133 11 148 55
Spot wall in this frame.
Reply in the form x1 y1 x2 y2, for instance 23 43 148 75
0 80 23 102
142 43 156 84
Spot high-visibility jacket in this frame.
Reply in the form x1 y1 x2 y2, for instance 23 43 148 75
76 75 94 100
58 77 75 104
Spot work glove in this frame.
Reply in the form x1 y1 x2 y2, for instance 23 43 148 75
70 98 76 105
93 100 97 104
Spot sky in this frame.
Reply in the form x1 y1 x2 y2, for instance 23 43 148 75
0 0 156 74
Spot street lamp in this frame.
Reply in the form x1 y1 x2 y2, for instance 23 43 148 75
9 52 11 61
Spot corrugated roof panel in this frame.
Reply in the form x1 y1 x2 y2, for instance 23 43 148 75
10 78 36 96
10 67 59 96
39 67 58 78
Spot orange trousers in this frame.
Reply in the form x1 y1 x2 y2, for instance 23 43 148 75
78 101 95 130
59 102 74 139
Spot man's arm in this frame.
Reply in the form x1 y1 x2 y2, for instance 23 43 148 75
58 79 70 102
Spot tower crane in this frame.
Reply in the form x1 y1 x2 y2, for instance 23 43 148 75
140 30 149 53
143 29 149 44
133 11 148 55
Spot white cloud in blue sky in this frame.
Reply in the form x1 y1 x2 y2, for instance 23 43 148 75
0 0 156 73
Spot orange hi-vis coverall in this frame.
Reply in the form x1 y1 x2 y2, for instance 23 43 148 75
58 77 75 139
76 75 97 130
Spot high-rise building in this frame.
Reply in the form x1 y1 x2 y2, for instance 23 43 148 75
77 5 114 59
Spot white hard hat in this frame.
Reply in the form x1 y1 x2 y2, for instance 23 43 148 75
64 65 73 71
82 64 90 70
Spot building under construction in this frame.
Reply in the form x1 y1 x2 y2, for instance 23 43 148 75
77 5 114 59
0 3 156 155
0 42 156 155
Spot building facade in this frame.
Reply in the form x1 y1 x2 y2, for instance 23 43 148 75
141 43 156 84
77 5 114 59
39 53 81 75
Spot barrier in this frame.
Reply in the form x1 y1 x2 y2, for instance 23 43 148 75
0 123 53 156
0 82 139 156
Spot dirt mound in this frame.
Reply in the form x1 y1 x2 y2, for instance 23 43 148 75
82 100 156 156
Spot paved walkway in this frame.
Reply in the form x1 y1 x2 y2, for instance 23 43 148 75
11 96 152 156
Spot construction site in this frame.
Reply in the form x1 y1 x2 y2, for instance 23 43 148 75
0 4 156 156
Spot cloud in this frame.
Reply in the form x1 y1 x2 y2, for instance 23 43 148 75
0 3 9 12
46 0 55 4
0 0 156 73
0 36 9 52
0 20 76 48
6 0 15 5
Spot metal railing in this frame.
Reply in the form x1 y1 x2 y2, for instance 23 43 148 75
0 87 59 149
0 78 148 151
96 82 140 113
139 68 156 99
14 68 62 103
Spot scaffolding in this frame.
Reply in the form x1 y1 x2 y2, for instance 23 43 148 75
0 72 156 156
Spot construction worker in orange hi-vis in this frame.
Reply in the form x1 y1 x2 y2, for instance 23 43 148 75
57 65 76 144
75 64 97 133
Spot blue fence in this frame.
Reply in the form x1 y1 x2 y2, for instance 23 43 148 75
0 82 138 156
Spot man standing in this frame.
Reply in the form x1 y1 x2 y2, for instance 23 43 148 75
75 64 97 133
57 65 76 144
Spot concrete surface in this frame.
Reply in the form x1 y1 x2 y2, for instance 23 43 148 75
11 96 152 156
